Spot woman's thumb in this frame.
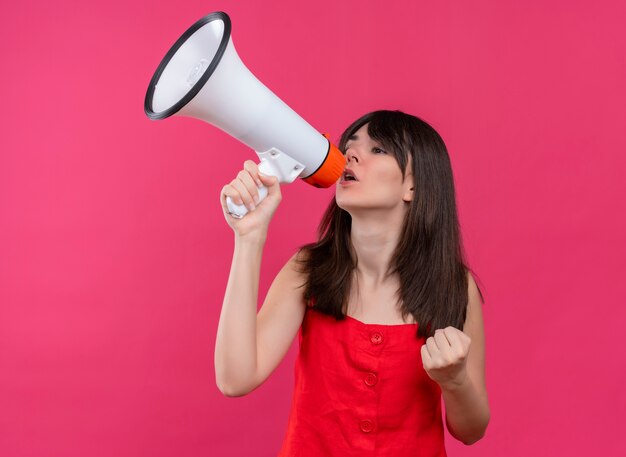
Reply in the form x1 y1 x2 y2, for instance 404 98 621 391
259 172 278 186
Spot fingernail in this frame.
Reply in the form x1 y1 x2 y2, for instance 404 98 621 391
254 195 260 204
250 203 255 211
256 179 263 187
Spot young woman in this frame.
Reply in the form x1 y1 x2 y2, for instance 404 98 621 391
215 110 490 456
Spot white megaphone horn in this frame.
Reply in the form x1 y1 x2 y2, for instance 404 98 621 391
144 11 346 218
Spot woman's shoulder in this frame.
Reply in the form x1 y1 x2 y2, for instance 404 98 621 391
466 270 485 305
286 248 316 307
273 248 310 297
286 247 312 276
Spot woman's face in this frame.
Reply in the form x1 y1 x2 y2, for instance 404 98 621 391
335 124 413 213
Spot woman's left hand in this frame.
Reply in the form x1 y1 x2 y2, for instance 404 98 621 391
420 327 471 390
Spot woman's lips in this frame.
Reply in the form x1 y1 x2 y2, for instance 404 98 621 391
340 168 359 186
339 177 358 186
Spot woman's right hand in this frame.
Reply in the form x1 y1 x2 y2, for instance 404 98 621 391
220 160 282 240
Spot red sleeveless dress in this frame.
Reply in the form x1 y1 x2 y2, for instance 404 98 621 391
277 302 447 457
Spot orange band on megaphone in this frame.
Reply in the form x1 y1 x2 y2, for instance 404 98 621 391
303 134 346 188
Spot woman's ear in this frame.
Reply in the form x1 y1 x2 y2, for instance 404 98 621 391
403 161 414 202
402 187 414 203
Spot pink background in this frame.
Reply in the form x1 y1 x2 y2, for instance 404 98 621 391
1 0 624 455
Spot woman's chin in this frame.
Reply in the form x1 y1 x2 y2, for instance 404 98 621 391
336 198 364 214
335 197 352 211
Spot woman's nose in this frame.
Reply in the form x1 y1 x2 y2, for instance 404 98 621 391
346 148 359 163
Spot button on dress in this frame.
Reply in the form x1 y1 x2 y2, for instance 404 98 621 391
277 302 447 457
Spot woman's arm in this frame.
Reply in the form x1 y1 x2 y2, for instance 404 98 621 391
214 159 309 397
420 272 490 444
441 273 490 444
214 236 265 396
214 241 308 397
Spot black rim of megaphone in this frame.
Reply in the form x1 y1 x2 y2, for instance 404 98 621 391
144 11 232 120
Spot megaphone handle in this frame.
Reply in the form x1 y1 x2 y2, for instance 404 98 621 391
225 160 275 218
226 184 269 219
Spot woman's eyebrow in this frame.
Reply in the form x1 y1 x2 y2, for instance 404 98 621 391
348 134 358 141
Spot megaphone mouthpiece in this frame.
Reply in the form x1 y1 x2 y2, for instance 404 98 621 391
303 135 346 188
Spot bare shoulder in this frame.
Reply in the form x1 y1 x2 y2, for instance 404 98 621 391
253 249 309 390
258 249 308 325
462 271 487 391
463 271 485 337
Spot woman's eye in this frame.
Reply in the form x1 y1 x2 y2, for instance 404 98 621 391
373 147 387 154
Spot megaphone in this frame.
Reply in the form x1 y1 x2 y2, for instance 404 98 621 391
144 11 345 218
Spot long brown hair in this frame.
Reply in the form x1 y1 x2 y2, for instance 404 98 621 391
295 110 484 339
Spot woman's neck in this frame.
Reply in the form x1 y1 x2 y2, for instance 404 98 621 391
349 210 405 287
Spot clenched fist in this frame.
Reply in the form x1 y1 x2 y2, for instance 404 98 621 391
220 160 282 240
421 327 471 390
